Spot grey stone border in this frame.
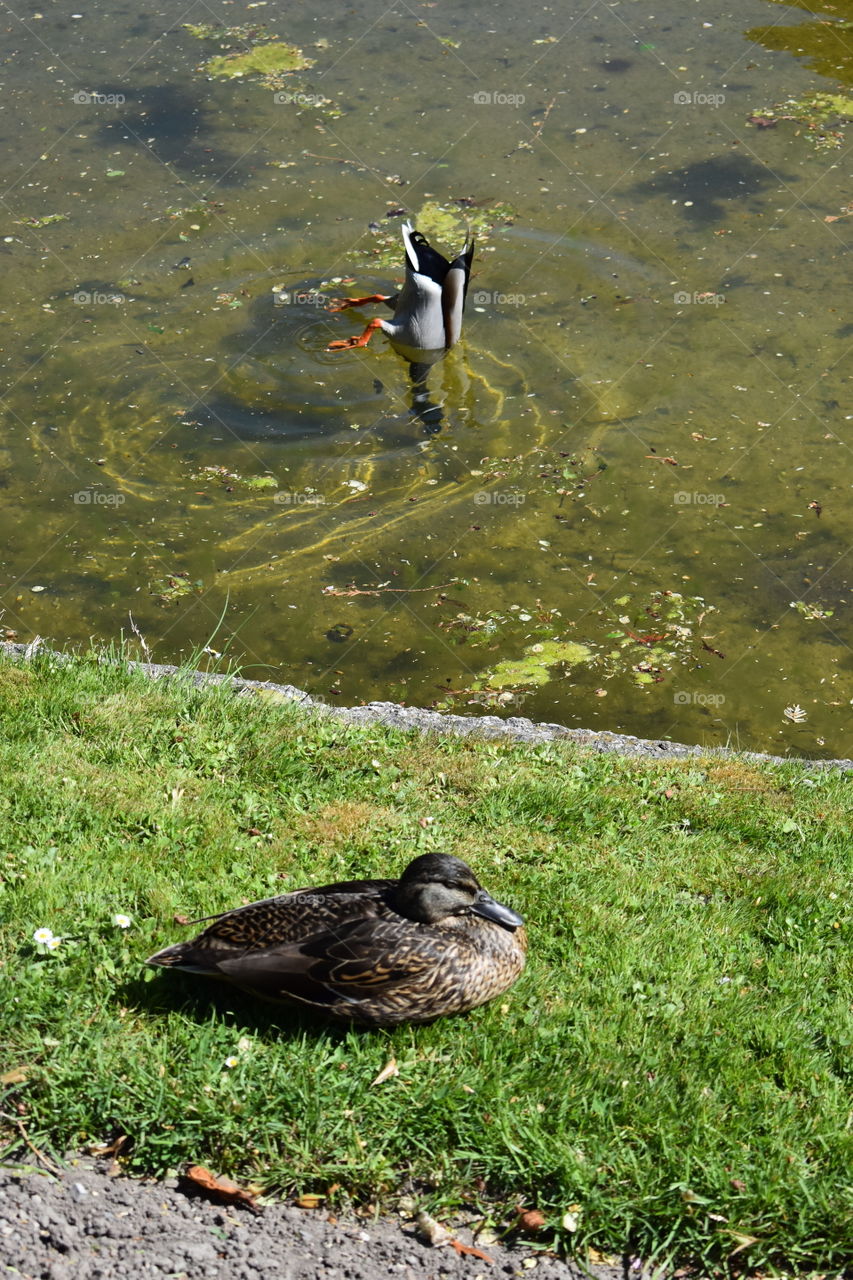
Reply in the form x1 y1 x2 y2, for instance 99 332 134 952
2 640 850 771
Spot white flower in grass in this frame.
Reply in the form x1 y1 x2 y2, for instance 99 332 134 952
112 913 132 929
46 936 63 951
33 927 55 945
224 1055 240 1069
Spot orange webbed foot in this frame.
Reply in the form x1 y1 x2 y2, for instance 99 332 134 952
326 318 383 351
327 294 391 313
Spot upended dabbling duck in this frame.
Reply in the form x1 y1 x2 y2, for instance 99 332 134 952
326 221 475 359
147 853 526 1027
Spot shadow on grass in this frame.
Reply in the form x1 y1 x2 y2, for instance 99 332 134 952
121 969 387 1042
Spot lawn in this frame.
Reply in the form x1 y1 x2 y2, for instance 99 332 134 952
0 649 850 1276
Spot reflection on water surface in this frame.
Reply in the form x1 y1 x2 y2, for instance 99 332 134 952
0 0 851 757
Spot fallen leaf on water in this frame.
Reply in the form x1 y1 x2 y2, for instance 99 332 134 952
370 1057 399 1086
183 1165 260 1213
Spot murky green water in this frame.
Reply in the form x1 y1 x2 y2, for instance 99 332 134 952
1 0 851 756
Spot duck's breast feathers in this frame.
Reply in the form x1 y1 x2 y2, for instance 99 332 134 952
402 221 450 284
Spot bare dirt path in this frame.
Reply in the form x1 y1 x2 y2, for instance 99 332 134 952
0 1158 634 1280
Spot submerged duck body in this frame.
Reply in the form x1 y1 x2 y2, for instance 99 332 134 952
147 854 526 1027
326 222 475 357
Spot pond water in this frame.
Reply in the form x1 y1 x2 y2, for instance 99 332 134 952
1 0 851 757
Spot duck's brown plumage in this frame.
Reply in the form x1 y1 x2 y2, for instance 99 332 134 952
146 854 526 1027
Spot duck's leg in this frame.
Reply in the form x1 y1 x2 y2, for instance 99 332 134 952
327 318 384 351
327 294 393 312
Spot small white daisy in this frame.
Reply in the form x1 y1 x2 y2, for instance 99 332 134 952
112 914 132 929
224 1056 239 1069
33 927 55 945
46 936 63 951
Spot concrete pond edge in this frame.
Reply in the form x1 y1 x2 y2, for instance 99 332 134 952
3 639 850 772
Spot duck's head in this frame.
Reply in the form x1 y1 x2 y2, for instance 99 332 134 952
393 853 524 931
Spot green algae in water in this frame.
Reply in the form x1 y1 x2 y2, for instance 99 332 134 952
190 465 278 491
205 42 314 79
357 199 515 270
474 640 594 691
151 572 202 605
747 2 853 84
749 89 853 150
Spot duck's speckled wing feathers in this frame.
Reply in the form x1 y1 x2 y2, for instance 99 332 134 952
213 915 442 1011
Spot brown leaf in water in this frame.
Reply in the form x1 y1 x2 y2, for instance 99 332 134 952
183 1165 260 1213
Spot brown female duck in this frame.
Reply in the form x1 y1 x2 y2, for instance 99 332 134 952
146 854 527 1027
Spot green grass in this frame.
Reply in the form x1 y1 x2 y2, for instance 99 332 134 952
0 649 850 1276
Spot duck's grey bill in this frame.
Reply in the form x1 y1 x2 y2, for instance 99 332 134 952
470 890 524 931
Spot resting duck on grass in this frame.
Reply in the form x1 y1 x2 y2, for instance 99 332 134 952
147 853 526 1027
326 222 475 360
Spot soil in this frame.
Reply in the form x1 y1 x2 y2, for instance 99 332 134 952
0 1158 633 1280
